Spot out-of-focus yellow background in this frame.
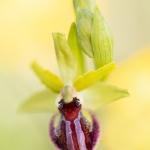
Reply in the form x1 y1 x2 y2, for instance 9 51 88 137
0 0 150 150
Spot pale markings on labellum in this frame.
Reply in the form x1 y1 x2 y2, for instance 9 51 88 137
65 120 75 150
74 117 87 150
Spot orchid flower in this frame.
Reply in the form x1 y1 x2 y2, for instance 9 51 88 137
18 0 129 149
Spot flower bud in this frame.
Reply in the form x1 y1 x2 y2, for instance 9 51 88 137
76 8 94 57
73 0 96 14
91 6 114 68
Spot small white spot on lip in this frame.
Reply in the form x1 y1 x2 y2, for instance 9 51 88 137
55 93 62 107
76 92 84 105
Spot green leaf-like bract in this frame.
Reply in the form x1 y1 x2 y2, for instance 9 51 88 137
17 90 57 113
81 82 130 110
31 61 64 93
73 62 116 91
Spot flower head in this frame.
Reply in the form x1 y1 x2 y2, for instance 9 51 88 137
18 0 129 149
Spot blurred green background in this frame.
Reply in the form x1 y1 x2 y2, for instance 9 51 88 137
1 0 150 149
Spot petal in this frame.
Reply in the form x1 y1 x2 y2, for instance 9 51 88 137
31 61 64 93
81 82 130 110
76 8 94 57
91 6 114 68
52 33 77 85
68 22 85 76
17 90 57 113
73 62 116 91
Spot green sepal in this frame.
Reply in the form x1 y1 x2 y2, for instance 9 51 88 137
76 8 94 57
68 22 85 77
73 62 116 91
81 82 130 110
91 6 114 68
52 32 76 85
17 90 57 113
31 61 64 93
73 0 96 13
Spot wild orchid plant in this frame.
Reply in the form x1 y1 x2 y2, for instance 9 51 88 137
18 0 129 149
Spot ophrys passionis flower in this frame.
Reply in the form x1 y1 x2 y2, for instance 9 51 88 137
18 0 129 149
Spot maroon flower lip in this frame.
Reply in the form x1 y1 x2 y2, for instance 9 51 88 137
49 98 100 150
58 98 82 121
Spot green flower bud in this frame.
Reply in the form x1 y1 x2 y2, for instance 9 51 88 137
76 8 94 57
91 6 114 68
73 0 96 13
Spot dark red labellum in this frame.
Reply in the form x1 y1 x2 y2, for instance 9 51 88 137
49 98 100 150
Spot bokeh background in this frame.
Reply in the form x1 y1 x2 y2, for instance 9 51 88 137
1 0 150 149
